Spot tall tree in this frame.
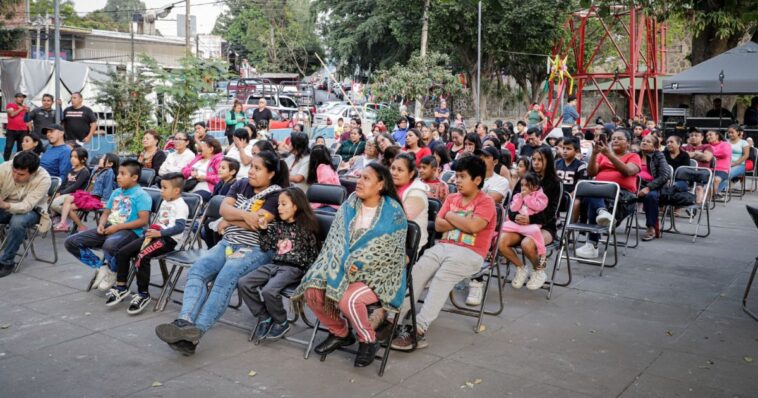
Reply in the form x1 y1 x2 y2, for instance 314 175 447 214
214 0 324 75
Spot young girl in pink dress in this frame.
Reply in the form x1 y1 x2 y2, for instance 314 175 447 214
501 171 549 267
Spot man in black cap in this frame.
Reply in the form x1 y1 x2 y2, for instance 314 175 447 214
4 93 29 161
26 93 63 139
39 124 71 180
62 92 97 144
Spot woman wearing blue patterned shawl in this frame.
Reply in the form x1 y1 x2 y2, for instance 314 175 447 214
293 163 407 368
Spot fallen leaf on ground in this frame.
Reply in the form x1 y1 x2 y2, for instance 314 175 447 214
151 381 162 387
248 370 257 377
706 360 714 365
745 356 754 363
84 312 92 316
474 379 482 384
465 382 474 388
666 331 673 336
0 324 11 329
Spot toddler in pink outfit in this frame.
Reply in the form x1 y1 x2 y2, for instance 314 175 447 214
501 172 549 266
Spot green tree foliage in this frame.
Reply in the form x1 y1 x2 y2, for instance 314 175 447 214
316 0 570 110
584 0 758 65
142 55 227 136
94 68 155 154
371 52 464 108
30 0 145 32
214 0 324 75
0 0 23 50
314 0 421 74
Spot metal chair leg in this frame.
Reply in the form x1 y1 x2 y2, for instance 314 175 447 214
743 258 758 322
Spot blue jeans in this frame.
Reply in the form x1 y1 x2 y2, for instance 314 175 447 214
584 197 606 244
178 239 273 332
641 189 660 228
64 229 139 271
718 164 746 191
0 210 40 265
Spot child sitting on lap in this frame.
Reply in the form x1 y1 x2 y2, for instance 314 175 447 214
238 187 320 341
502 171 549 289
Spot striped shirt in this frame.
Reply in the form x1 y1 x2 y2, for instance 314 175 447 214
222 179 281 247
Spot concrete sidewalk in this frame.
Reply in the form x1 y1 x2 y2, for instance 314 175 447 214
1 194 757 397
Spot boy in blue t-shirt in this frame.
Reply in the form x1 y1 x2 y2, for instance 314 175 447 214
64 159 152 291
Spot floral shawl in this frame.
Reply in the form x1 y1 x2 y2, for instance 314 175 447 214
292 193 408 314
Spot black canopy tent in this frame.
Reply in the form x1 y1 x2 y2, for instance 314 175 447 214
662 41 758 138
663 41 758 95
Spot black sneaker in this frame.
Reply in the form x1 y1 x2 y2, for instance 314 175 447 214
0 262 15 278
354 342 379 367
155 319 202 344
253 317 273 341
105 287 130 307
314 333 356 355
168 340 197 356
266 320 291 340
126 294 151 315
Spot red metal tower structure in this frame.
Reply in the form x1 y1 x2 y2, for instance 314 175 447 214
546 6 667 127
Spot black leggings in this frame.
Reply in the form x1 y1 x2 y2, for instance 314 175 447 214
115 236 177 294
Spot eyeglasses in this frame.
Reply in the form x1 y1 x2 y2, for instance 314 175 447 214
174 137 188 141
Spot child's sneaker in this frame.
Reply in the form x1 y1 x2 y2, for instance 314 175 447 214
105 286 130 306
526 269 547 290
92 266 109 290
127 293 151 315
266 320 291 340
465 280 484 306
511 266 530 289
98 269 117 291
253 317 272 341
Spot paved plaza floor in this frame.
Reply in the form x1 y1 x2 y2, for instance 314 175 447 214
1 194 757 398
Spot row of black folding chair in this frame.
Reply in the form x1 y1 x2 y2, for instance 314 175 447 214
0 176 62 273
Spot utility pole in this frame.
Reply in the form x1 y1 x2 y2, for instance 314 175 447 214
476 1 482 121
44 13 50 61
54 0 61 123
185 0 191 54
415 0 431 120
25 0 31 58
130 14 135 82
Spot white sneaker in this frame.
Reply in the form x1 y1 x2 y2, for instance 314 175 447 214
465 280 484 306
92 266 109 290
575 242 599 259
526 270 547 290
595 208 613 227
98 269 117 291
511 266 530 289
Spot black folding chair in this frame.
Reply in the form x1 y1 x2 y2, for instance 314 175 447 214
331 155 342 170
743 205 758 322
124 192 205 291
85 187 163 292
306 183 347 210
424 198 442 251
153 195 225 311
660 166 713 242
746 147 758 192
445 205 505 332
139 168 157 187
2 177 62 272
305 221 422 377
561 180 621 275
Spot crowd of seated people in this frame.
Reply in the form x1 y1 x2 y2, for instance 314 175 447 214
2 104 754 372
